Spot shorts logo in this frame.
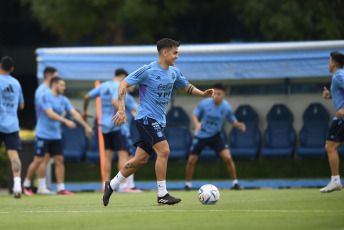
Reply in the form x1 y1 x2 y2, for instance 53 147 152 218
157 131 163 137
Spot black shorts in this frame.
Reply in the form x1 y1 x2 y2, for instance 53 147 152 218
190 132 228 156
327 119 344 143
0 131 21 151
134 118 166 155
103 130 127 151
35 137 62 157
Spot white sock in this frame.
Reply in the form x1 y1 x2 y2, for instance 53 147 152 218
38 178 47 189
57 183 65 192
110 172 126 190
157 180 168 197
331 175 341 184
126 175 135 189
232 179 239 186
23 178 31 188
186 181 192 188
13 177 21 193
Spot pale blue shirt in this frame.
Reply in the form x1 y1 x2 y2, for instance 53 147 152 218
0 74 24 133
125 61 189 127
330 69 344 120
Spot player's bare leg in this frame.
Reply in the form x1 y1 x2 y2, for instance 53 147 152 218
117 150 130 192
185 154 199 190
219 149 242 190
153 140 181 205
104 149 114 181
8 150 22 198
321 141 342 193
23 155 44 196
54 155 73 195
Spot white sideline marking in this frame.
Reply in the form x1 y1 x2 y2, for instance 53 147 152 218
0 209 342 214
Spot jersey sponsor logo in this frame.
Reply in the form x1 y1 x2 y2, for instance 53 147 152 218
157 83 173 91
155 101 169 105
134 66 151 78
2 84 15 101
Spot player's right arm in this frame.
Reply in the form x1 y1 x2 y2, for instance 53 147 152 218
44 109 76 129
83 87 100 119
111 80 130 127
192 114 202 132
323 86 332 99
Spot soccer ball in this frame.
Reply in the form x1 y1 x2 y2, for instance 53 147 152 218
198 184 220 205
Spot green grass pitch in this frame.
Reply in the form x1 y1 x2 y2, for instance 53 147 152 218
0 189 343 230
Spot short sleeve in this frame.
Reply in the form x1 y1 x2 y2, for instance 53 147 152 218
18 86 24 104
333 72 344 88
88 87 100 99
193 100 206 117
173 67 189 89
226 108 237 123
63 96 74 112
41 93 53 110
125 65 150 86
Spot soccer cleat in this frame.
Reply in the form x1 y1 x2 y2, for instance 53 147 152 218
232 183 243 190
14 193 21 199
320 181 342 193
37 188 55 195
103 180 113 206
57 190 74 195
23 187 34 197
157 193 181 205
184 185 191 191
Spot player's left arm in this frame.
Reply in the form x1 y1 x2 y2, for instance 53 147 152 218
232 120 246 132
18 87 24 110
69 109 94 136
182 84 214 98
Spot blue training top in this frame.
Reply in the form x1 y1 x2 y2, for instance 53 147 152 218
0 74 24 133
35 84 50 120
35 91 74 139
122 93 138 137
125 61 189 127
330 69 344 121
88 80 120 134
193 98 237 138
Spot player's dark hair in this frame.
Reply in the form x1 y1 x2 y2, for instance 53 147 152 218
0 56 14 71
157 38 180 53
50 77 63 87
213 83 226 91
330 51 344 68
114 68 128 77
43 67 57 79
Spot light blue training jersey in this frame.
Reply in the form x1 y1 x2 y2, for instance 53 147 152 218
330 69 344 120
122 94 138 137
193 98 237 139
125 61 189 127
35 91 74 139
35 84 50 120
0 74 24 133
88 80 120 134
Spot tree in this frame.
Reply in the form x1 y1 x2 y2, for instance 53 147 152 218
234 0 344 41
21 0 188 45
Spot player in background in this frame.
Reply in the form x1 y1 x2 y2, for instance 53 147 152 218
23 67 58 196
184 83 245 191
321 51 344 193
0 56 24 198
33 77 93 195
83 69 130 182
118 86 142 193
103 38 214 206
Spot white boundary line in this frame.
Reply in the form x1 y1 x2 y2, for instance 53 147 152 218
0 209 342 214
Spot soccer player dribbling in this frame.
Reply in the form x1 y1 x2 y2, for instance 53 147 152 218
102 38 215 206
321 51 344 193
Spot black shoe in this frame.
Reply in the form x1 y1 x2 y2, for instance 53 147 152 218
14 193 21 199
184 185 191 191
232 183 243 190
157 193 181 205
102 180 113 206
